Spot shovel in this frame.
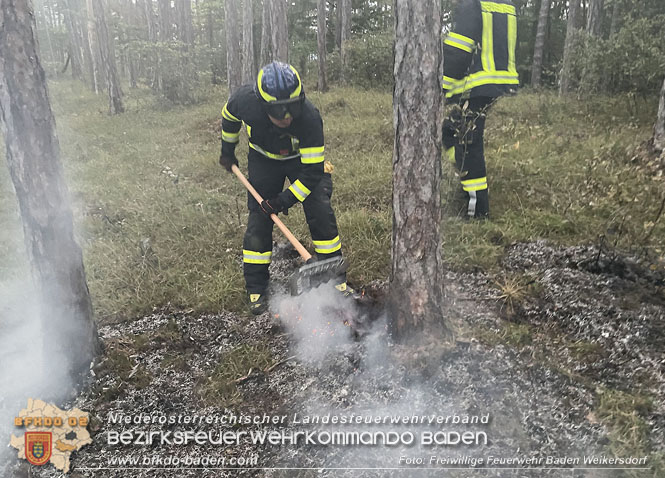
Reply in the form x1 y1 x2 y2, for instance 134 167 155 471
231 165 347 296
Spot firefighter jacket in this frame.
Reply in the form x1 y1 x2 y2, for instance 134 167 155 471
221 85 326 208
442 0 518 101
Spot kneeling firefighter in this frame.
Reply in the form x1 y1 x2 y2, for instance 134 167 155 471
219 62 350 315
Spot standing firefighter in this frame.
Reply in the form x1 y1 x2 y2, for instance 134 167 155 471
219 62 349 314
442 0 518 218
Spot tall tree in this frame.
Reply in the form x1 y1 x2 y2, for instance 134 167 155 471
85 0 102 93
269 0 288 62
655 76 665 154
242 0 255 84
260 0 272 65
531 0 550 87
317 0 328 91
0 0 100 377
391 0 451 341
91 0 124 114
225 0 242 93
586 0 604 37
62 0 84 80
559 0 581 94
339 0 351 84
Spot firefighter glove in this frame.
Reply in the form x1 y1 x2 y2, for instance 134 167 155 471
219 153 238 172
260 197 287 217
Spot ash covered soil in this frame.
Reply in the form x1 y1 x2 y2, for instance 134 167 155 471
8 241 665 478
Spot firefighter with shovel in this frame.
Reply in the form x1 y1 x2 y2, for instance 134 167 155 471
219 62 350 315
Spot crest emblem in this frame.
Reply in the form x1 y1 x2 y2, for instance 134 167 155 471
25 432 52 466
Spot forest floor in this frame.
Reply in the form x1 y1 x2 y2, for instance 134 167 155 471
1 81 664 477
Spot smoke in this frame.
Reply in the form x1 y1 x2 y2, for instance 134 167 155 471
0 274 74 473
271 283 360 363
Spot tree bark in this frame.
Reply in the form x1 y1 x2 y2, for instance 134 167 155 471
586 0 603 37
0 1 100 378
531 0 550 87
391 0 451 341
317 0 328 91
559 0 580 94
269 0 288 62
242 0 256 84
225 0 242 93
339 0 351 84
260 0 272 65
91 0 124 114
158 0 173 42
654 76 665 154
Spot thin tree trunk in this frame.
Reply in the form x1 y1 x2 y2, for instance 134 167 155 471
609 0 621 38
85 0 102 93
158 0 172 42
586 0 603 36
269 0 288 62
559 0 580 95
242 0 256 84
207 8 220 84
90 0 124 114
654 76 665 154
142 0 161 90
0 1 100 378
226 0 242 93
62 0 83 80
317 0 328 91
339 0 351 84
260 0 272 65
391 0 451 341
531 0 550 87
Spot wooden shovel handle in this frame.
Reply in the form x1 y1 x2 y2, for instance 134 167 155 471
231 164 312 262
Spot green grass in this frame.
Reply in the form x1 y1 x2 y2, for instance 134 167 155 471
1 82 663 322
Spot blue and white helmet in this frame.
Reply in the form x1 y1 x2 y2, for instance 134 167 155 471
255 62 305 119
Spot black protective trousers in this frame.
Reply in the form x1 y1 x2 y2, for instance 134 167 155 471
243 154 341 294
442 96 495 218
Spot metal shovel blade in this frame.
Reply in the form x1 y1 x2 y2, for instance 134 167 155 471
288 256 348 296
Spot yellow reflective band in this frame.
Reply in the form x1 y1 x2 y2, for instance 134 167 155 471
444 70 519 96
222 103 240 122
246 125 252 138
444 32 475 53
313 236 342 254
442 75 456 89
480 1 516 14
507 13 517 74
250 293 262 302
249 142 300 160
222 131 240 143
288 180 312 202
257 68 278 102
446 146 456 163
289 65 303 98
243 250 272 264
461 177 488 192
482 11 495 72
300 145 325 164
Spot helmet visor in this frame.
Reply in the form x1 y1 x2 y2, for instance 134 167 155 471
266 97 304 120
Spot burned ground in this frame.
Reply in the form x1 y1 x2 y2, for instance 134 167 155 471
4 241 664 478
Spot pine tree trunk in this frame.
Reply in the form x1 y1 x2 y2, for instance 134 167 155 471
207 8 220 84
260 0 272 65
62 0 83 80
85 0 102 93
531 0 550 87
391 0 451 341
226 0 242 93
609 0 621 38
0 1 100 378
654 76 665 154
317 0 328 91
339 0 351 84
242 0 256 84
269 0 288 62
158 0 172 42
91 0 124 114
559 0 580 94
586 0 603 36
